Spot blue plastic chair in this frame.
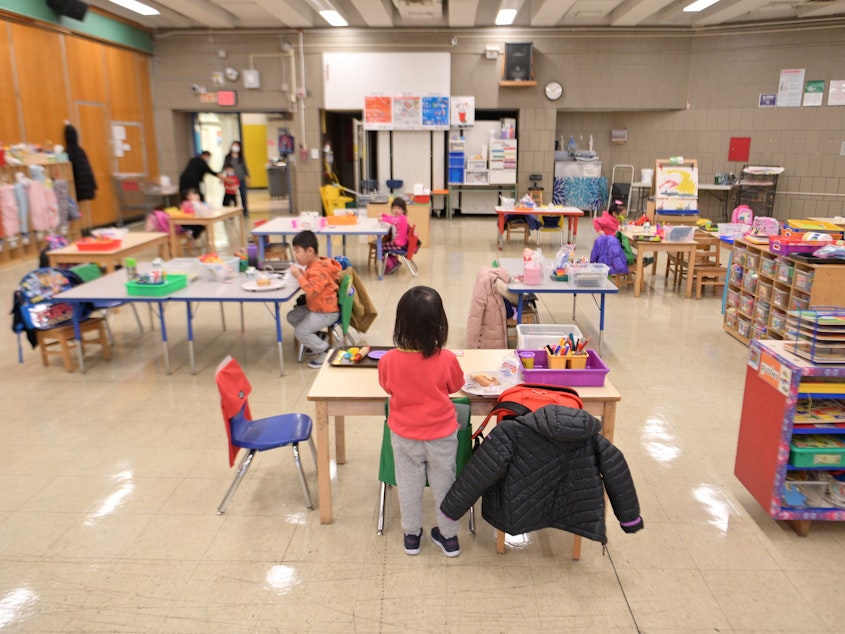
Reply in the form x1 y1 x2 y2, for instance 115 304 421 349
215 356 316 513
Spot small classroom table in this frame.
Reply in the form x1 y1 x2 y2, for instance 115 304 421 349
251 216 390 279
495 206 584 250
307 348 621 525
167 206 246 256
622 230 698 298
698 183 736 221
498 258 618 354
47 232 170 273
55 268 299 375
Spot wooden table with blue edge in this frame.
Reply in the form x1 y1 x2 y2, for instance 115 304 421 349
251 216 390 279
55 266 300 375
495 206 584 250
498 258 618 354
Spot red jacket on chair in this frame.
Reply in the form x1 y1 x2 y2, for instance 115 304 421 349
215 356 253 467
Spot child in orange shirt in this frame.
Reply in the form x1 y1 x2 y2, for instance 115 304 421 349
286 230 342 368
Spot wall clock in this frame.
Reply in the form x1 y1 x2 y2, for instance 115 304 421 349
224 67 240 82
545 81 563 101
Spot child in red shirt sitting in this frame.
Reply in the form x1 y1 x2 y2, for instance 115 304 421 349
378 286 465 557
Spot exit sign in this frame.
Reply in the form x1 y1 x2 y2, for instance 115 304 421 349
217 90 237 106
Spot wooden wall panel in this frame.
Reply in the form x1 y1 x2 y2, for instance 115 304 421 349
78 103 114 227
9 23 69 147
105 46 142 122
0 24 21 142
115 124 146 174
65 35 107 104
136 55 159 178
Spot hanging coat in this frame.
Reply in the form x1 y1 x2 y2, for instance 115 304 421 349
466 265 510 349
28 177 59 232
64 124 97 201
14 176 29 234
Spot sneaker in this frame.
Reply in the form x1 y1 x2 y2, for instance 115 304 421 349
430 527 460 557
404 530 423 555
308 353 327 369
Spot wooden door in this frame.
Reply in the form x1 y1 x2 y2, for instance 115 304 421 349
77 103 113 227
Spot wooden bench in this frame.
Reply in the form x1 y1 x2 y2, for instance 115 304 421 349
36 318 112 372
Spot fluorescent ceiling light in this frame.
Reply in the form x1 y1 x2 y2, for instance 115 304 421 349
320 10 348 26
684 0 720 12
108 0 160 16
495 9 517 25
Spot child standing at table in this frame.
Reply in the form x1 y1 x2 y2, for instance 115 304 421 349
380 197 409 275
287 230 341 369
179 188 208 240
221 165 240 208
378 286 465 557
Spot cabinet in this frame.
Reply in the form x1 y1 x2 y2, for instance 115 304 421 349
734 340 845 536
723 238 845 345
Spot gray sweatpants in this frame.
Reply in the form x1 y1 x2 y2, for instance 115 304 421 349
390 430 459 539
286 305 339 354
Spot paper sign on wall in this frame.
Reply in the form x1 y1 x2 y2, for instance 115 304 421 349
777 68 805 107
827 80 845 106
803 80 825 106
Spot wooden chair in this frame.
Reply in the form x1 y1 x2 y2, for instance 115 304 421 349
610 272 636 290
505 217 530 245
36 318 112 372
694 265 727 299
667 232 720 288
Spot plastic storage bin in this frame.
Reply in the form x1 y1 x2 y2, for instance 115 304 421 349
517 349 609 387
725 307 738 329
727 289 740 308
789 435 845 468
757 281 773 302
769 309 787 334
663 225 697 242
760 257 778 279
744 253 759 271
772 286 790 310
717 223 750 239
516 324 583 351
567 263 609 287
776 261 794 284
739 293 755 316
794 269 814 293
126 274 188 296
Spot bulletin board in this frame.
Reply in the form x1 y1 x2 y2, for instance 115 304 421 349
323 52 450 110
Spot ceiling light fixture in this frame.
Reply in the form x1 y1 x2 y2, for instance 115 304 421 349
495 9 517 25
107 0 160 16
684 0 720 12
319 10 347 26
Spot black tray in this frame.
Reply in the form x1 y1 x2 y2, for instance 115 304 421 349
329 346 393 368
789 254 845 265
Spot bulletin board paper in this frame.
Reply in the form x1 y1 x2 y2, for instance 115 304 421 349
392 96 422 130
803 80 824 107
777 68 805 107
827 80 845 106
364 96 393 130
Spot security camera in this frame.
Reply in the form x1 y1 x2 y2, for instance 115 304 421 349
190 84 204 95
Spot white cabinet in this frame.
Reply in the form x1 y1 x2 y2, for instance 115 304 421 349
489 140 517 185
554 161 602 178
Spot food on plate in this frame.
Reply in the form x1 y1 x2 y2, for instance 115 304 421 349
256 275 272 287
470 372 499 387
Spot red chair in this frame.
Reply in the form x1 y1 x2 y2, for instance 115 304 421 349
384 224 420 277
215 356 316 513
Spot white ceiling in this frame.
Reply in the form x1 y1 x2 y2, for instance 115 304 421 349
86 0 845 31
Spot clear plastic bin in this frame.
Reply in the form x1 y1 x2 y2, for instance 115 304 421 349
663 225 696 242
718 223 750 239
516 324 583 351
567 263 609 287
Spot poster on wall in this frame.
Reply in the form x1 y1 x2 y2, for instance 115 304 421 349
421 96 449 129
759 93 777 107
803 80 825 106
828 80 845 106
777 68 805 107
393 96 422 129
364 96 393 130
450 96 475 126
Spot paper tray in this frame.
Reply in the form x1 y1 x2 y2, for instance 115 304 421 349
329 346 393 368
517 349 609 387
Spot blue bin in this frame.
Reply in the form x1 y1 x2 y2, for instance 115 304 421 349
448 167 464 183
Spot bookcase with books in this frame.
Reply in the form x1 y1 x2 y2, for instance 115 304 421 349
734 339 845 536
723 238 845 345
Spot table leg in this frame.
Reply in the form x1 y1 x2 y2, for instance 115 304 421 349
186 302 196 375
72 304 86 373
497 214 505 250
315 400 333 524
602 400 617 442
237 214 246 250
325 235 334 259
170 226 178 259
377 239 384 280
258 238 266 262
598 294 606 354
516 293 524 322
634 250 644 297
157 301 171 374
336 415 346 465
275 302 284 376
685 245 695 298
445 192 451 220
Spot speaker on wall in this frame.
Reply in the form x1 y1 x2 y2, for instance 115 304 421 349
503 42 533 82
46 0 89 21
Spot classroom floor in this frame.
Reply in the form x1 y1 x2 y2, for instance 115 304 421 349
2 191 843 633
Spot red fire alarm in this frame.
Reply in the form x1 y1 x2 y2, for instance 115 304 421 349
728 137 750 162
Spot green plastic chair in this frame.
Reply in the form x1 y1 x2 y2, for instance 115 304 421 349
297 273 354 362
69 263 144 344
377 396 475 535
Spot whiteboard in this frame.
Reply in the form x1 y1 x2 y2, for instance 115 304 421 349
323 53 451 110
392 131 431 191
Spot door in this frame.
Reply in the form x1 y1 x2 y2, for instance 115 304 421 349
77 103 112 228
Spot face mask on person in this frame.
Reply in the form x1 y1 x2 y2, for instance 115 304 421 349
231 145 240 153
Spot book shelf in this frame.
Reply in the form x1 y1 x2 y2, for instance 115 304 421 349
723 238 845 345
734 340 845 536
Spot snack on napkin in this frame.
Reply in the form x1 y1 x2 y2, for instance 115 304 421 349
471 372 499 387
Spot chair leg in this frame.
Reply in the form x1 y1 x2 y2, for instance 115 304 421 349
496 529 506 554
377 481 388 535
129 303 144 334
102 310 116 346
469 504 475 534
297 343 306 363
292 443 313 510
217 448 256 514
307 436 317 466
402 256 418 277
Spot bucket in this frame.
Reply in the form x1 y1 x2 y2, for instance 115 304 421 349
640 168 654 185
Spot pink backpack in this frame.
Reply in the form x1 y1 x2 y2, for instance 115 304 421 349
145 210 171 233
731 205 754 225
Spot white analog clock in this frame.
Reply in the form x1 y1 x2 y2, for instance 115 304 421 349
224 67 240 82
545 81 563 101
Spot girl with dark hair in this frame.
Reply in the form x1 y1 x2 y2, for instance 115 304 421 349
377 286 465 557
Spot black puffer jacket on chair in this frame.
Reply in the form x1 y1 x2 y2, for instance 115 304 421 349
441 405 643 544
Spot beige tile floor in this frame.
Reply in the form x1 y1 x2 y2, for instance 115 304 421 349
2 192 843 632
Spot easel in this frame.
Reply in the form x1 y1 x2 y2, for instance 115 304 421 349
651 158 699 225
